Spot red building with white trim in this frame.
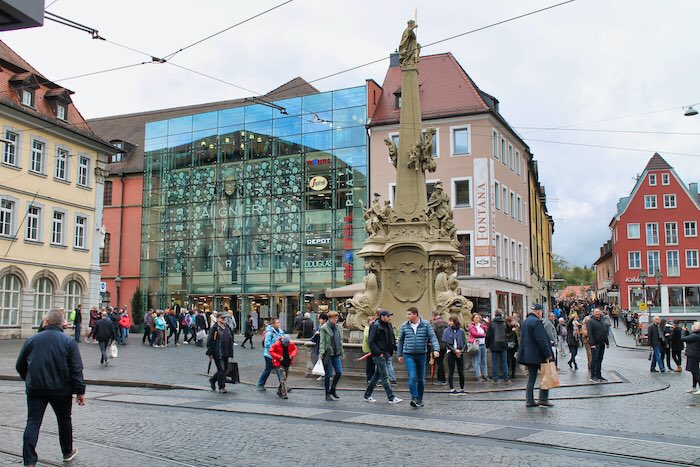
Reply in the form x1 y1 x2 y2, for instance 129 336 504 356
610 153 700 319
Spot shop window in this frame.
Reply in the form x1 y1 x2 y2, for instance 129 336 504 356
456 234 471 276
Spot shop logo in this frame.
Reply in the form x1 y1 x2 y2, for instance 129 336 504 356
309 176 328 191
305 259 334 268
306 158 331 166
306 237 331 245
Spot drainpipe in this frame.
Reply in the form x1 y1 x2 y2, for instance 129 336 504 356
117 172 125 308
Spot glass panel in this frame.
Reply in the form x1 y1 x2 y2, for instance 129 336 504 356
145 120 168 139
193 111 218 131
245 104 273 123
668 286 684 312
685 287 700 313
168 115 192 136
333 87 366 109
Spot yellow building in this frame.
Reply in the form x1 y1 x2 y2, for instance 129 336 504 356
0 41 114 338
528 160 555 310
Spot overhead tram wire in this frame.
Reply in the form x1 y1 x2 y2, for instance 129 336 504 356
524 138 700 158
161 0 295 61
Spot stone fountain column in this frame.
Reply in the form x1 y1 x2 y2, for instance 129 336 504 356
346 20 472 328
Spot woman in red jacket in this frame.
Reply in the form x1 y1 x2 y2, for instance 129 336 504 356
269 335 297 399
119 311 132 345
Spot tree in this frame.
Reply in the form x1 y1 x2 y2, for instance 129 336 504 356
130 287 145 330
553 254 595 286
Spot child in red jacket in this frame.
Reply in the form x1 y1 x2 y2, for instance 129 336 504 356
269 335 297 399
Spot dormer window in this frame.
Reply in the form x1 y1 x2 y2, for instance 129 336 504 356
56 104 67 121
22 90 34 107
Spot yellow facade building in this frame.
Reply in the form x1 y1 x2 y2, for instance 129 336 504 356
0 41 114 338
528 161 555 309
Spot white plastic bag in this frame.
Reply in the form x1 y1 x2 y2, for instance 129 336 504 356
196 329 206 341
312 358 325 377
109 342 119 359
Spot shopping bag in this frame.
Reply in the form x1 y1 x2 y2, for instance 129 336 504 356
109 342 119 359
225 361 240 384
196 329 206 341
312 358 325 377
540 362 560 389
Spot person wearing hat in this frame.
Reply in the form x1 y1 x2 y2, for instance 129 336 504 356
364 310 402 404
518 304 555 407
269 334 298 399
207 312 234 393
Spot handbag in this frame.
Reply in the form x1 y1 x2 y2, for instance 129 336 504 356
196 329 206 341
109 342 119 359
467 341 479 353
312 357 326 377
225 361 240 384
540 362 560 389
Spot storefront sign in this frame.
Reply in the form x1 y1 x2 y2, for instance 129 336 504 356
309 176 328 191
473 158 491 268
625 277 642 283
194 203 266 221
305 259 334 268
343 214 353 280
306 236 331 245
306 158 331 166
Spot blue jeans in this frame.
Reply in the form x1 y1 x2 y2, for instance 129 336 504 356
324 355 343 394
74 324 81 342
650 345 665 371
257 356 280 387
121 327 129 343
386 355 396 381
403 353 427 402
365 355 395 400
23 395 73 465
491 350 509 381
473 344 488 378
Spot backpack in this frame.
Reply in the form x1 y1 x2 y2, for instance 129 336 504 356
261 329 267 344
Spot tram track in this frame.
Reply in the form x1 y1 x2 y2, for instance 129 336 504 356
0 424 197 467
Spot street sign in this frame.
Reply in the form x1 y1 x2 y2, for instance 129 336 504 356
99 282 107 293
639 302 648 311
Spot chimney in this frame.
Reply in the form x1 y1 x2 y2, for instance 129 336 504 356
689 182 699 198
389 51 400 67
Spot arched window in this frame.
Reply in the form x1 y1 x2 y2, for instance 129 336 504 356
0 273 21 326
33 277 53 326
65 280 82 312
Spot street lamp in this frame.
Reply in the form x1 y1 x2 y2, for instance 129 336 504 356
114 275 122 308
639 270 647 312
654 270 663 319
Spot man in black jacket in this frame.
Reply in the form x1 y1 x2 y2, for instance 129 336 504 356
486 310 510 383
16 309 85 466
72 304 82 342
363 311 402 404
518 304 554 407
648 315 666 372
587 308 609 382
93 311 116 365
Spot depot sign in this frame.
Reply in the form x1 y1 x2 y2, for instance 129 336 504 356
306 236 331 246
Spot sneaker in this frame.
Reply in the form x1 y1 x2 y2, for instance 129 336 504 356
417 400 424 407
526 402 538 407
410 399 418 408
693 389 700 395
538 401 554 407
650 369 659 373
459 390 466 395
504 380 512 385
364 396 376 402
590 378 599 383
325 393 334 401
255 385 266 392
63 448 78 462
598 377 608 382
390 380 398 386
182 341 189 345
388 397 402 404
330 391 340 400
448 389 459 395
219 388 228 394
685 388 696 393
316 376 324 381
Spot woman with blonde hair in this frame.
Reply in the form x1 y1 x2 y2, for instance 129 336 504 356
681 321 700 395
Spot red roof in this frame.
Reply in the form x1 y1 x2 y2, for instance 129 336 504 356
369 52 492 125
644 152 672 171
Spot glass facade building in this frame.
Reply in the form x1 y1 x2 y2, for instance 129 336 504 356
141 86 367 326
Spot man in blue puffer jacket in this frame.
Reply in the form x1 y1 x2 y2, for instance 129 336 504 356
397 307 440 408
256 318 285 391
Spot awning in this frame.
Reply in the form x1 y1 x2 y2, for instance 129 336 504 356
460 286 490 299
325 282 364 298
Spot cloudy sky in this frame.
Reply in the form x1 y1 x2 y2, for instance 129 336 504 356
4 0 699 267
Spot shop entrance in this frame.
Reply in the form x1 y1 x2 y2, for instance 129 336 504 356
239 294 300 333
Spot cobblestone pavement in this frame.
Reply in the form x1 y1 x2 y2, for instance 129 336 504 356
1 328 698 465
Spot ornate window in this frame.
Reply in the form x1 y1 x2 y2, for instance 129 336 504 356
0 273 20 326
65 280 81 312
33 277 52 326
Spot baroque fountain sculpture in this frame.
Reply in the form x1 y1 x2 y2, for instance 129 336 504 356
345 20 473 331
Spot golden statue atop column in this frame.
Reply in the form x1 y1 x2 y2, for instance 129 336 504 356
346 20 473 330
